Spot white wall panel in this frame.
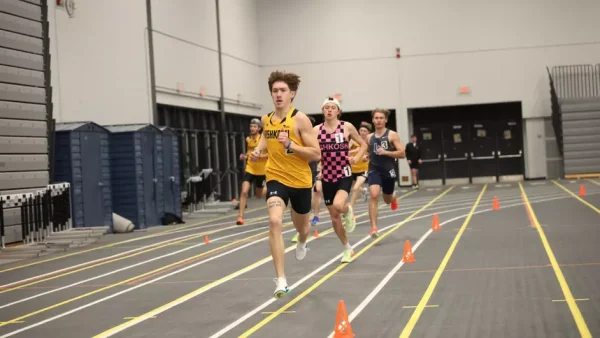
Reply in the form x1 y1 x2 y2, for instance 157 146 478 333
49 0 151 125
257 0 600 179
152 0 262 115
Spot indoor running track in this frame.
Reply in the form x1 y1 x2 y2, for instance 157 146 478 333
0 179 598 338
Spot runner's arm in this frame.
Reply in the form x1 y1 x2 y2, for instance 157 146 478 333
346 124 367 162
286 113 321 162
382 131 406 158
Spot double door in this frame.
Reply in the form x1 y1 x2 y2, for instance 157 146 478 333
413 120 523 184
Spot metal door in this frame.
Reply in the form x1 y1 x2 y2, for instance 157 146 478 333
80 132 104 227
163 135 175 214
443 123 470 182
413 125 444 182
142 133 158 227
497 119 524 178
470 121 498 182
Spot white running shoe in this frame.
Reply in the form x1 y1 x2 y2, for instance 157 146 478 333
273 278 290 299
342 205 356 233
295 242 309 261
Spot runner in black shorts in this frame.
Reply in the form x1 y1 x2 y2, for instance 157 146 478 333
250 71 321 298
348 121 372 208
315 97 367 263
236 118 267 225
310 160 322 225
367 108 405 238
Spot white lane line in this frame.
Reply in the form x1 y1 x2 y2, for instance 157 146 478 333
4 190 573 303
0 212 359 337
0 199 419 337
0 225 239 289
0 205 381 309
0 207 315 289
0 225 283 311
207 190 590 338
1 188 575 288
2 190 589 337
0 195 446 292
326 191 597 337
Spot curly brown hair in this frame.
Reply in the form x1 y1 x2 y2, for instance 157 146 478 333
268 70 301 92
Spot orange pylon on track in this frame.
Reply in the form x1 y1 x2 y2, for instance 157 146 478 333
579 184 586 197
333 300 355 338
492 196 500 210
204 235 210 244
432 214 440 231
314 229 319 238
402 240 415 263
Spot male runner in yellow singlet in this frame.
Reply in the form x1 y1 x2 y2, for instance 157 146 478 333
236 118 267 225
348 121 372 208
250 71 320 298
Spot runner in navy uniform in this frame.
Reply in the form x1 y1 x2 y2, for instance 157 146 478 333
367 108 406 238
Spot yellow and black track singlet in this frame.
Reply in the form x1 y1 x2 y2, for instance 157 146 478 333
263 107 312 189
350 141 369 173
245 134 266 176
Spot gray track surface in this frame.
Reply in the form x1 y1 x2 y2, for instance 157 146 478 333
0 179 598 338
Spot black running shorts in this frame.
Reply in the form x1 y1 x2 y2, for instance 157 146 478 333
243 172 266 188
367 170 396 195
266 180 312 214
321 177 353 206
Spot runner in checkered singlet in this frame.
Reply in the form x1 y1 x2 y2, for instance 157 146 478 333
315 97 368 263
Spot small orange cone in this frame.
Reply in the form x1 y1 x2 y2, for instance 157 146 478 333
204 235 210 244
432 214 440 231
314 229 319 238
333 300 355 338
492 196 500 210
402 240 415 263
579 185 586 197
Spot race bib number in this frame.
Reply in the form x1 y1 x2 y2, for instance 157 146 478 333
380 141 389 149
343 166 352 177
334 133 344 143
389 169 396 178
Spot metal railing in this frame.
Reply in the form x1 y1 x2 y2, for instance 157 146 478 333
550 64 600 99
0 183 71 248
547 67 564 157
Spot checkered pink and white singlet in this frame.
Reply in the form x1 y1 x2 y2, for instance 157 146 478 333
318 121 351 183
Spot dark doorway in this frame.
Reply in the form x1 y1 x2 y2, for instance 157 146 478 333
80 132 105 226
411 102 524 185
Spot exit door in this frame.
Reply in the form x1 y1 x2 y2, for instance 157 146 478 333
497 120 524 178
443 123 470 182
414 125 443 182
470 121 498 182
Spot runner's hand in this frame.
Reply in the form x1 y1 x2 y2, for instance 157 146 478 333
250 148 261 162
240 153 246 161
278 130 289 147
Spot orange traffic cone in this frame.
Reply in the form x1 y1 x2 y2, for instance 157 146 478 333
492 196 500 210
333 300 355 338
579 185 586 197
204 235 210 244
431 214 440 231
314 229 319 238
402 240 415 263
